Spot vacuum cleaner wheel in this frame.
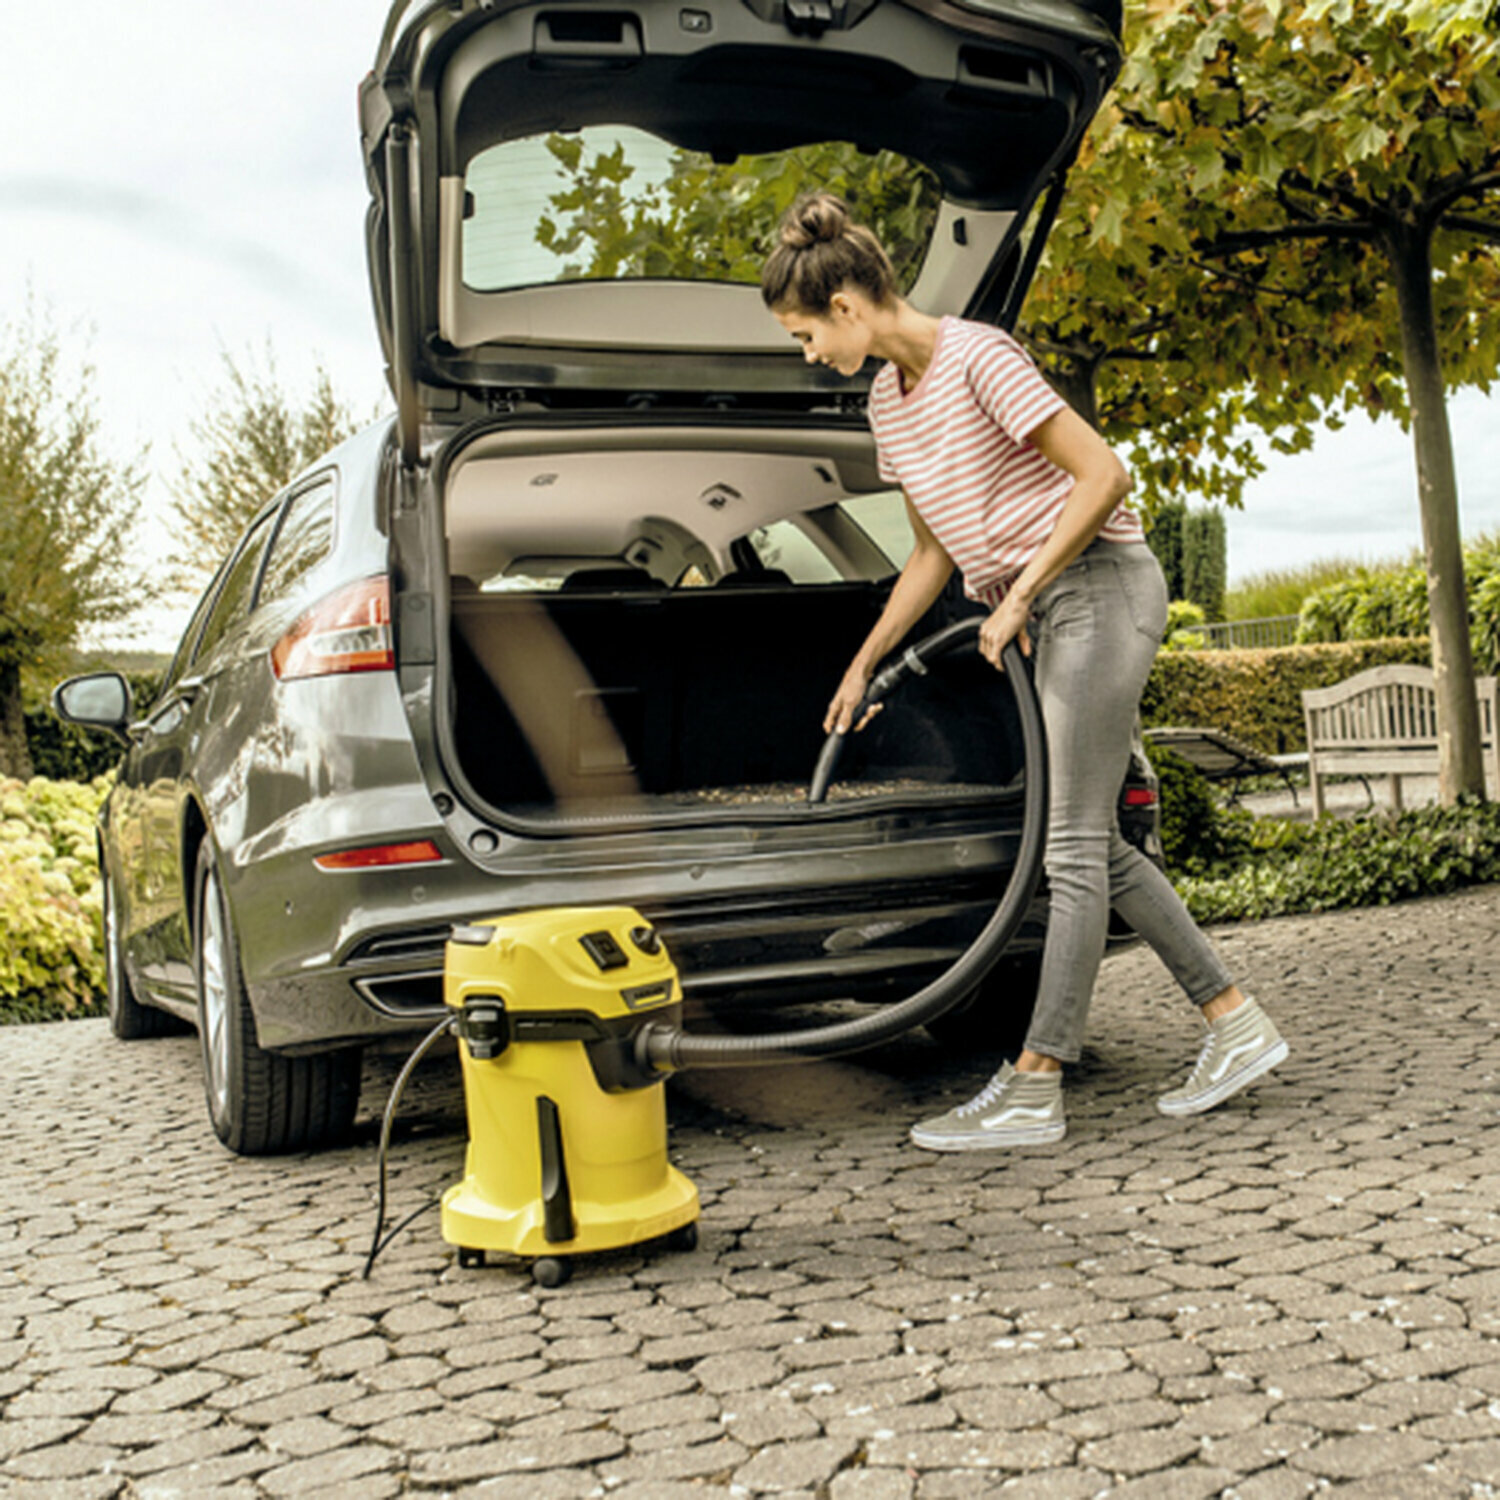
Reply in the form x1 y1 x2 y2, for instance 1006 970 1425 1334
531 1256 573 1288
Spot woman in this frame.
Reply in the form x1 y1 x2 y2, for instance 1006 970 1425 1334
761 193 1287 1151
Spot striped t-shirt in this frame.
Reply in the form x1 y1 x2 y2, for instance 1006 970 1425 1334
867 316 1143 603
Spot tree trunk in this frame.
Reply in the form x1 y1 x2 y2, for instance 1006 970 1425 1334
0 659 34 780
1384 217 1485 803
1050 357 1102 432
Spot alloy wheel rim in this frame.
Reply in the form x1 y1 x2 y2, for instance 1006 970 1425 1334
104 875 122 1024
200 868 231 1119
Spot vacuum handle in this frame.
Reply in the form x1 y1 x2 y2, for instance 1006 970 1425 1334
808 617 984 805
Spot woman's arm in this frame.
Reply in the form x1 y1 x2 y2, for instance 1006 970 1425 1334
976 406 1132 670
825 496 954 734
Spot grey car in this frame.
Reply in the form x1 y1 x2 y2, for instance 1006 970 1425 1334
55 0 1156 1155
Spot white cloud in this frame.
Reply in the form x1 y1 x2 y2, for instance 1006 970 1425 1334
5 0 1498 646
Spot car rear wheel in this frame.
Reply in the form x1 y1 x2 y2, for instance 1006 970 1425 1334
104 865 186 1040
194 844 362 1155
924 953 1042 1054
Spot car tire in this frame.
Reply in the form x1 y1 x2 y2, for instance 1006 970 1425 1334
103 865 187 1040
194 844 362 1155
924 953 1042 1054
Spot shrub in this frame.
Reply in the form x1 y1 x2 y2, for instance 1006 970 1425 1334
1142 637 1432 755
0 775 109 1023
1177 798 1500 926
1295 530 1500 672
1163 599 1208 652
1225 556 1379 623
1144 742 1230 874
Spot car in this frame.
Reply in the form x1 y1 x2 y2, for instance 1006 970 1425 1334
54 0 1157 1156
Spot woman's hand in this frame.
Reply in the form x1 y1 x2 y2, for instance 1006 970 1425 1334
824 663 882 735
978 593 1032 671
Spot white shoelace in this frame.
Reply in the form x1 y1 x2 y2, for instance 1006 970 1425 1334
953 1072 1016 1118
1185 1032 1218 1083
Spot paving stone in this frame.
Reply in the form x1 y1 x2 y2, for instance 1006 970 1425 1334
732 1436 863 1491
0 1416 88 1461
1219 1468 1319 1500
254 1443 399 1496
8 890 1500 1497
1052 1397 1183 1441
830 1468 915 1499
1293 1430 1449 1488
867 1429 1077 1470
1321 1473 1472 1500
0 1476 126 1500
1077 1426 1200 1476
721 1392 824 1446
448 1475 610 1500
607 1393 722 1436
408 1427 629 1485
597 1436 750 1483
115 1421 259 1477
324 1387 444 1428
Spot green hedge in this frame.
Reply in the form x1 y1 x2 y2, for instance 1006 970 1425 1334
0 776 108 1024
1142 637 1432 756
1176 798 1500 926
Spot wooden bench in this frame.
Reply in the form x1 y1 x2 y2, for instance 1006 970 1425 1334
1301 664 1500 817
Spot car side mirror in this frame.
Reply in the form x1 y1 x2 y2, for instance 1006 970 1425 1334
52 672 133 742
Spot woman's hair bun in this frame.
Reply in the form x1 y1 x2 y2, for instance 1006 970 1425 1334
780 192 850 250
760 190 896 314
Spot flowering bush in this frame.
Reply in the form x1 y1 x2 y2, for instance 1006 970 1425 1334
0 775 110 1023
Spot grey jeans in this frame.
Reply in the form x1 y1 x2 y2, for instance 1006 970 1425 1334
1023 539 1234 1063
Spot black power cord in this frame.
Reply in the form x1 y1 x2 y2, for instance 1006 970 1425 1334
362 1014 457 1278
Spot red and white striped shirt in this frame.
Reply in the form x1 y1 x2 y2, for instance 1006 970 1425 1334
867 316 1142 604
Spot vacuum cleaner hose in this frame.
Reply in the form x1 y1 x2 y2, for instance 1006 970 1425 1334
637 622 1047 1073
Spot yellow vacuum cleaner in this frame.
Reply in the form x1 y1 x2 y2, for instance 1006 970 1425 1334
359 626 1045 1289
440 906 700 1287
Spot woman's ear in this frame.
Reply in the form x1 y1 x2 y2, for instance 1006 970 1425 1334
827 289 858 322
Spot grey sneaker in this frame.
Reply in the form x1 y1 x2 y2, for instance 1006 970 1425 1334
1158 997 1288 1117
909 1062 1066 1152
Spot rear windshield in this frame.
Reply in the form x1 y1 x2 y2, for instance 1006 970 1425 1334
462 126 939 293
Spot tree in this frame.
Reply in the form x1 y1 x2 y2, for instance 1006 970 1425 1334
0 304 151 779
1017 104 1403 515
537 136 941 289
1182 506 1228 623
169 349 360 589
1127 0 1500 801
1147 500 1187 597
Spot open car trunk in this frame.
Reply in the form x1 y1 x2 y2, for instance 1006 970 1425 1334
448 578 1026 822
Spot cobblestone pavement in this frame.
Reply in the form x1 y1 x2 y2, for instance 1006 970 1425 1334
5 886 1500 1499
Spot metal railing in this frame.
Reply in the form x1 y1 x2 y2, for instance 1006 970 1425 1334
1183 615 1301 650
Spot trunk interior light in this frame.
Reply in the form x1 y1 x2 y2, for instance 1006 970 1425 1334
1123 787 1159 807
272 576 394 680
314 840 445 871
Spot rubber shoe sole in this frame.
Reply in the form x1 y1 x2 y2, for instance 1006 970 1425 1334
1157 1037 1289 1117
908 1118 1067 1152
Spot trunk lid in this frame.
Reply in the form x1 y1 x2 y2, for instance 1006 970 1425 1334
361 0 1122 439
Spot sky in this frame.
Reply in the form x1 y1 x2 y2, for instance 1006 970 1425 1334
5 0 1498 651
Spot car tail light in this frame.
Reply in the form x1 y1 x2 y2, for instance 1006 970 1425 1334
272 576 394 680
314 839 445 871
1123 787 1159 808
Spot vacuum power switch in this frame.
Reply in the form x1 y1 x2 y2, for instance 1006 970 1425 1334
579 930 629 971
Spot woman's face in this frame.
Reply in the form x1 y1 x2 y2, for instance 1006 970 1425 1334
774 292 872 377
